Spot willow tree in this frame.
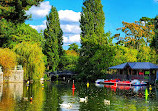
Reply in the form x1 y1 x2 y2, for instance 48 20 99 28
14 42 45 80
0 48 17 77
44 6 63 71
78 0 106 80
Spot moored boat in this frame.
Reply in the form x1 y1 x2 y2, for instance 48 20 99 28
104 79 120 84
95 79 104 84
131 79 147 86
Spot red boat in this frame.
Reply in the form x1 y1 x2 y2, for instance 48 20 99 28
117 81 131 85
104 79 120 84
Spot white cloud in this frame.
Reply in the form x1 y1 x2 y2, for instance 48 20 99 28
30 20 47 32
63 36 69 43
58 10 81 22
63 35 80 44
61 24 81 34
26 1 51 18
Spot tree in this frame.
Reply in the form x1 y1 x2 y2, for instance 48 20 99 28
140 16 158 63
151 16 158 53
137 46 157 63
0 0 44 23
14 42 45 80
0 48 17 77
0 18 43 48
115 21 154 50
80 0 105 44
44 6 62 72
78 0 106 80
61 50 79 72
68 43 79 53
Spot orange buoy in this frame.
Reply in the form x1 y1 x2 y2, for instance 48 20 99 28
30 97 33 101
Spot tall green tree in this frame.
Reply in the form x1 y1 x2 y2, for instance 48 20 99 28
44 6 63 72
78 0 106 79
0 0 44 23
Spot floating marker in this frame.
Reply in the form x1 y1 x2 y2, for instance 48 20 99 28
87 82 89 88
72 80 75 89
145 89 149 101
149 85 152 91
72 88 75 96
30 97 33 101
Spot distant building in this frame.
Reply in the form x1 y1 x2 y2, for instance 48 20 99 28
108 62 158 84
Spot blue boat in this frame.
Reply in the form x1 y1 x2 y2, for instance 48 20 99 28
131 79 147 86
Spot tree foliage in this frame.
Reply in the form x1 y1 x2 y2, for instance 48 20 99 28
115 21 154 49
79 0 106 79
0 18 43 48
0 0 44 23
0 48 17 76
61 50 79 72
68 43 79 53
14 42 45 80
44 6 62 72
137 46 157 63
151 16 158 54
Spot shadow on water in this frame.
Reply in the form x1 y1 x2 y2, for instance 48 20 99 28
0 81 158 111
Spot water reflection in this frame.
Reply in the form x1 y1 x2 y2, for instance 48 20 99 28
0 83 2 101
0 82 157 111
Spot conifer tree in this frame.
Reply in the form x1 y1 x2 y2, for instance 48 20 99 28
44 6 62 72
78 0 105 79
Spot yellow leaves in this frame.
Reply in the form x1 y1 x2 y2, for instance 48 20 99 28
0 48 17 77
65 50 79 57
0 48 17 69
116 20 155 49
14 42 45 80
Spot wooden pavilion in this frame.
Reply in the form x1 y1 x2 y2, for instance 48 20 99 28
108 62 158 84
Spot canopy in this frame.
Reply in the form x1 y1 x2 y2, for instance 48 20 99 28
109 62 158 70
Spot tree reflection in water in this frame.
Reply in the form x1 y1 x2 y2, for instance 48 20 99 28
0 82 157 111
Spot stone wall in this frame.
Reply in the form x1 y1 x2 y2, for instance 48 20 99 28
7 70 24 82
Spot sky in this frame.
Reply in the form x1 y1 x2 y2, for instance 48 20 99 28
25 0 158 50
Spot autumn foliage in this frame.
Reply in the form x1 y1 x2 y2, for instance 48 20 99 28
14 42 45 80
0 48 17 76
115 21 155 49
0 48 17 69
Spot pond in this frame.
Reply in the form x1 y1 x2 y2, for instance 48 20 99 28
0 81 158 111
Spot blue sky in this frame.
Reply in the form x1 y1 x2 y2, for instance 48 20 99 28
25 0 158 50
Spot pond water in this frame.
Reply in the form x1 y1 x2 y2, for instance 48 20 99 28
0 81 158 111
